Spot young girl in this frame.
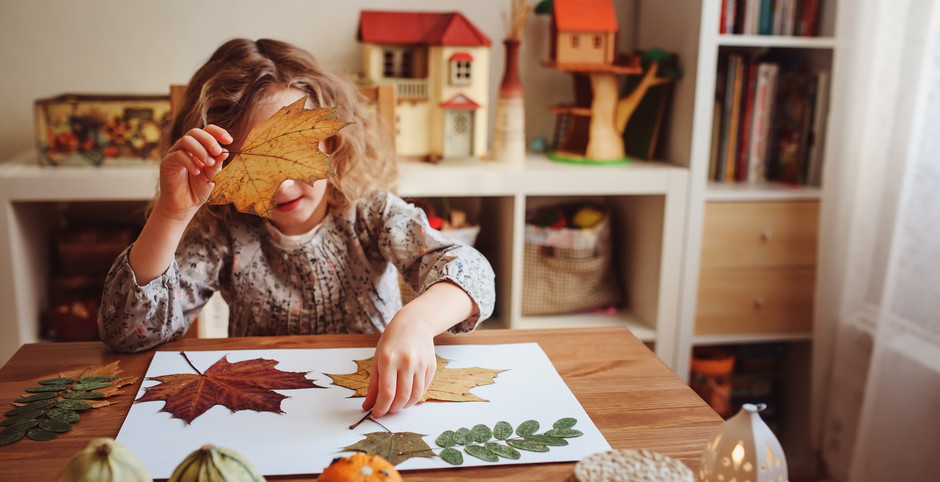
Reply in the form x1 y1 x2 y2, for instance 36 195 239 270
98 38 496 418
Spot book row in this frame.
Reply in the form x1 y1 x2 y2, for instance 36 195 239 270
710 52 830 186
720 0 823 37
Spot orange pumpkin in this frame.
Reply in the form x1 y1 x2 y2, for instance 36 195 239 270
318 453 403 482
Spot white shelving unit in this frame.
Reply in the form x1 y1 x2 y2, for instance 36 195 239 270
673 0 837 377
668 0 837 474
0 152 687 367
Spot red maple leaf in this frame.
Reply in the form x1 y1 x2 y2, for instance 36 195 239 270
136 352 324 424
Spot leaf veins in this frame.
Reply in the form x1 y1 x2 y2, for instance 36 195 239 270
343 431 436 466
135 352 324 424
325 355 505 403
207 97 351 218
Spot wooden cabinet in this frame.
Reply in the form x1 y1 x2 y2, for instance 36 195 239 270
697 267 815 334
699 201 819 268
696 201 819 335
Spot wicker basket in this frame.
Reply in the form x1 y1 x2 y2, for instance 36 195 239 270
521 211 621 316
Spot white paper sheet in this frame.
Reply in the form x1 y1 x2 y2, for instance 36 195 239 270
115 343 611 478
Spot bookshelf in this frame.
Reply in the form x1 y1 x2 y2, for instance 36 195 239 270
673 0 837 474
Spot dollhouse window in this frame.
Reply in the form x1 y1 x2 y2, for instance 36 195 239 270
382 48 414 78
571 35 580 48
593 35 602 48
449 53 473 85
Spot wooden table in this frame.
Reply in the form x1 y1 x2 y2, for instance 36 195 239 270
0 327 720 480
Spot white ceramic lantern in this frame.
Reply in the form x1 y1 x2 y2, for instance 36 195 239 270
699 403 788 482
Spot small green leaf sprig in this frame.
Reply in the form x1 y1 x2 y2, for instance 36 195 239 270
435 417 583 465
0 373 116 446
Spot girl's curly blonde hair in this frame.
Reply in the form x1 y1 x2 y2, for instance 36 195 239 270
159 38 397 229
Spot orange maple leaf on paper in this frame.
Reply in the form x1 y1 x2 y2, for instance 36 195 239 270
135 352 324 424
326 355 505 403
207 97 351 218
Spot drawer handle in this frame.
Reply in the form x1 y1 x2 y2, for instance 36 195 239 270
760 230 773 242
754 298 766 310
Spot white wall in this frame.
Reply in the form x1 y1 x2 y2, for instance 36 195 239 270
0 0 635 162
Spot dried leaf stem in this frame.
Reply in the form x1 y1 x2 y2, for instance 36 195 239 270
348 409 390 433
349 409 373 429
179 351 202 375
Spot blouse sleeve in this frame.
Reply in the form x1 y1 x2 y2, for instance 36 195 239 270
368 192 496 333
97 224 224 352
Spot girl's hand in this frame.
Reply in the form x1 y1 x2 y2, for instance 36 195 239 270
155 125 232 221
363 315 437 418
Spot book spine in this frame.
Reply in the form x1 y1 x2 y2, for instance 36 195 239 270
743 0 759 35
769 69 812 184
725 54 745 182
761 66 779 182
759 0 774 35
748 62 779 182
737 58 758 182
720 0 728 33
709 99 723 181
797 73 816 184
781 0 797 35
773 0 785 34
716 55 738 181
751 0 763 35
797 0 820 36
722 0 738 34
734 0 746 34
806 70 830 185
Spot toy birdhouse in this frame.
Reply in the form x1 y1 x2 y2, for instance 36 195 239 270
358 11 491 163
540 0 679 163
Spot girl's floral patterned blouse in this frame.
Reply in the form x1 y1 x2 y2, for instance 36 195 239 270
98 190 496 353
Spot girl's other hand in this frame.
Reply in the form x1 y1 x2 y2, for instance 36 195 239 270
156 125 232 221
363 316 437 418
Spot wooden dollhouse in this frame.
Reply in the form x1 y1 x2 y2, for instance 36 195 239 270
358 11 491 162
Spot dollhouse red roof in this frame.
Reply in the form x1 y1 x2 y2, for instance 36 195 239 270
554 0 619 32
359 11 491 46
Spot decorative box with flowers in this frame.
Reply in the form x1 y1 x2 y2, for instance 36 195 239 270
34 94 171 166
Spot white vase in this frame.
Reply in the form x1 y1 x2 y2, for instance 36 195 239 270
699 403 788 482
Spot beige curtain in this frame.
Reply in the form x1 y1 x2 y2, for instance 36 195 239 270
812 0 940 480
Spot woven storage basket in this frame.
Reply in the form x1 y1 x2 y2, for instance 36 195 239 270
521 212 621 316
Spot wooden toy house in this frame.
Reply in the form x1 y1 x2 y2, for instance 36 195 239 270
550 0 619 67
358 11 491 162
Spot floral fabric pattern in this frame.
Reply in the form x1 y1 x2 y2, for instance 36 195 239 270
98 190 495 352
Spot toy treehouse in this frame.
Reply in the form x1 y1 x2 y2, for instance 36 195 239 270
358 11 491 163
541 0 677 163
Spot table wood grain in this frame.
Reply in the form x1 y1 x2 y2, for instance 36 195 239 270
0 327 721 480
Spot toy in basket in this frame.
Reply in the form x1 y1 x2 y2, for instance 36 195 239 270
522 202 622 315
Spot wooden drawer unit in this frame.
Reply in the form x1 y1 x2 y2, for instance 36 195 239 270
700 201 819 269
696 269 815 334
695 201 819 335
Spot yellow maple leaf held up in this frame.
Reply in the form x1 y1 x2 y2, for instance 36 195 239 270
207 97 351 217
326 355 505 403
